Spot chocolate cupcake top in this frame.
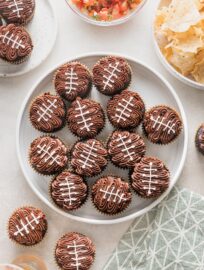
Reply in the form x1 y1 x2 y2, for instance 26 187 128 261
29 136 68 175
107 90 145 129
131 157 170 198
195 124 204 155
50 171 88 211
93 56 132 96
29 93 66 133
108 130 146 168
0 0 35 25
143 105 182 144
71 139 108 177
67 97 105 139
8 206 47 246
54 62 92 102
0 24 33 63
55 232 95 270
92 176 132 215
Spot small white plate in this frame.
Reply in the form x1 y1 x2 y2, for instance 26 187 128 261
17 53 188 225
0 0 58 77
153 0 204 90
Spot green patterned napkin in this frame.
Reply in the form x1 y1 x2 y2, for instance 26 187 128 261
103 186 204 270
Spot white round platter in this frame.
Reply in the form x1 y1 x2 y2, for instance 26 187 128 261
153 0 204 90
0 0 58 78
17 53 188 225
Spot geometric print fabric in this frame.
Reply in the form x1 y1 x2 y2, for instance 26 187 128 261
103 186 204 270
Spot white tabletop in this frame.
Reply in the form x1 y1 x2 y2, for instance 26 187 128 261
1 0 204 269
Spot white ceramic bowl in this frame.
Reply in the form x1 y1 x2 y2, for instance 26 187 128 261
16 53 188 225
153 0 204 90
65 0 147 26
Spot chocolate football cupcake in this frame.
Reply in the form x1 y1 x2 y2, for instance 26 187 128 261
55 232 95 270
54 62 92 102
195 124 204 155
107 130 146 169
67 97 105 139
92 176 132 215
0 0 35 25
29 136 68 175
71 139 108 177
8 206 47 246
93 56 132 96
131 157 170 198
29 93 66 133
107 90 145 129
0 24 33 64
50 170 88 211
143 105 182 144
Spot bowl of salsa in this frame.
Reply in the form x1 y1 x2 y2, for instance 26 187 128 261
65 0 147 26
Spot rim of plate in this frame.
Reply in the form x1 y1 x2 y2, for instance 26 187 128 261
0 0 58 78
16 52 188 225
152 0 204 90
0 265 22 270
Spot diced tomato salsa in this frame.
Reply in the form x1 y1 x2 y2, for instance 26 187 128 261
71 0 142 21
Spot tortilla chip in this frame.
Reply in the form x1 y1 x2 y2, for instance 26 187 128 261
170 28 204 53
162 0 201 32
155 0 204 84
191 59 204 83
193 0 204 10
168 48 197 75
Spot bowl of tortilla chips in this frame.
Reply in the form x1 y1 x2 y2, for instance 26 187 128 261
154 0 204 90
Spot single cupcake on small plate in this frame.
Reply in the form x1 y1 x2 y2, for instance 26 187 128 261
54 62 92 102
0 0 35 25
55 232 95 270
131 156 170 198
71 139 108 177
29 93 66 133
29 136 68 175
8 206 47 246
0 24 33 64
92 176 132 215
195 124 204 155
67 97 105 139
93 56 132 96
50 170 88 211
107 89 145 129
143 105 182 144
107 130 146 169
